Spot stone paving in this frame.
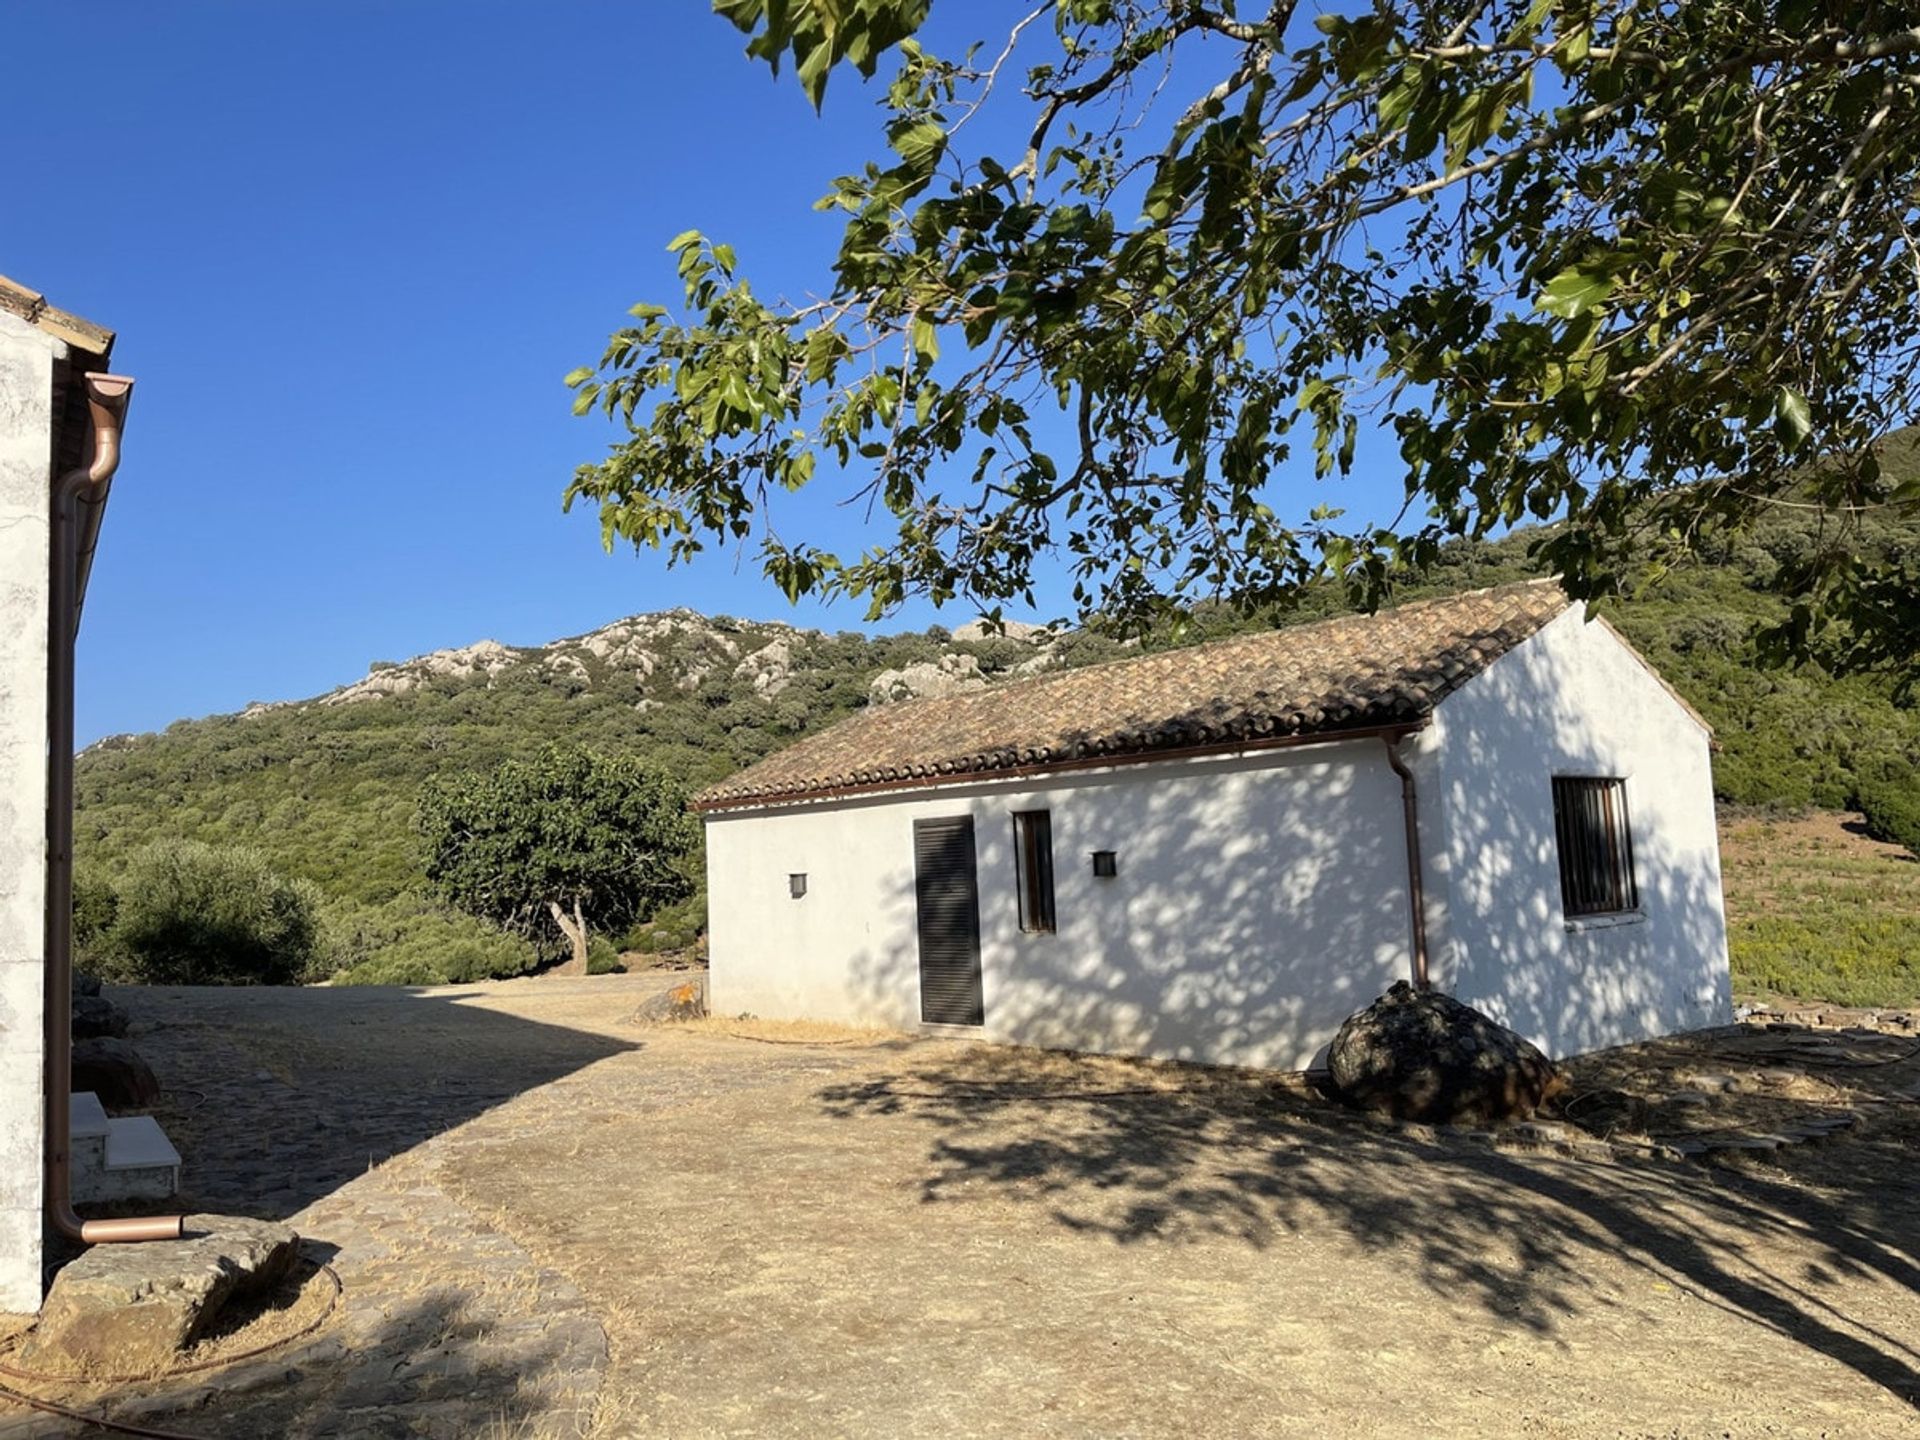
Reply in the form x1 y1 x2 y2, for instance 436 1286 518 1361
0 976 653 1439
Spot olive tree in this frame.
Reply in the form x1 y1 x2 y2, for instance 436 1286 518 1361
418 745 697 973
108 840 323 987
568 0 1920 674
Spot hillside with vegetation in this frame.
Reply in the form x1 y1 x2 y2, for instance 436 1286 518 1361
73 450 1920 997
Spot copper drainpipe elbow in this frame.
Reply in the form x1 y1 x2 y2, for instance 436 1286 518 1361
45 375 184 1247
1384 730 1432 991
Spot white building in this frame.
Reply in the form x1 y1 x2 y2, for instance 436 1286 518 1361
699 581 1733 1070
0 279 169 1311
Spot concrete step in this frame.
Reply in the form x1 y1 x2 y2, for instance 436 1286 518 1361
70 1089 110 1174
70 1092 181 1205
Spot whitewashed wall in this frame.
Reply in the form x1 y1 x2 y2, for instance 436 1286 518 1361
706 740 1418 1071
0 311 57 1312
1425 605 1733 1058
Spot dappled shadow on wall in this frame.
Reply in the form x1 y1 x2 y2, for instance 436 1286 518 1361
1432 623 1731 1055
835 745 1413 1071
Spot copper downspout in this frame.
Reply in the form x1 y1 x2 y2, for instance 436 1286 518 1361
1384 731 1432 990
45 374 184 1245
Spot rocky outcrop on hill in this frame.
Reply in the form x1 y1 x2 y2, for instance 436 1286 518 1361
321 640 526 707
869 653 991 704
289 609 845 712
232 605 1071 716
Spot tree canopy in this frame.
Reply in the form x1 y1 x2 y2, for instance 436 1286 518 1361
418 745 698 972
568 0 1920 674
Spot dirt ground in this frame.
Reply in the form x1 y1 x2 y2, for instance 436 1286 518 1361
14 975 1920 1437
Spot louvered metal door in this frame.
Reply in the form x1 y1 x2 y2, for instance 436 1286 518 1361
913 817 984 1026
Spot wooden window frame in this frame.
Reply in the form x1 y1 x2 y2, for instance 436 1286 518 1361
1012 809 1056 935
1551 776 1640 918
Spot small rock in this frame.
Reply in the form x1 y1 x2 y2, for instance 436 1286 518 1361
1679 1072 1740 1094
71 1037 160 1111
1508 1120 1575 1144
1667 1090 1713 1108
21 1216 299 1375
71 994 129 1040
72 970 103 999
632 977 708 1025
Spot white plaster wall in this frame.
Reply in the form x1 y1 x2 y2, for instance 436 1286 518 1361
706 740 1417 1071
1427 605 1733 1058
0 311 56 1312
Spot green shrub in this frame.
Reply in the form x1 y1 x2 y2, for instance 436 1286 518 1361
72 867 118 948
586 934 625 975
621 887 707 955
1856 768 1920 858
105 840 321 986
320 894 543 987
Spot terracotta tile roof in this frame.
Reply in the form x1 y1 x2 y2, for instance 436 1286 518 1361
695 580 1573 811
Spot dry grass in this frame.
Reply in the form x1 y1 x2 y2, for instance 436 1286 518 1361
176 1258 340 1370
665 1014 904 1047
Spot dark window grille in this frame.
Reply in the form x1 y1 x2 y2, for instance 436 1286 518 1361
1552 777 1639 917
1012 810 1056 934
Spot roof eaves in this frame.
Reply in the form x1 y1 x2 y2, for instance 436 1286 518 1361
0 275 114 360
694 713 1433 815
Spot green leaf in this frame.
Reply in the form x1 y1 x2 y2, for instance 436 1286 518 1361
1775 386 1812 447
1536 266 1617 319
910 315 940 362
665 229 703 254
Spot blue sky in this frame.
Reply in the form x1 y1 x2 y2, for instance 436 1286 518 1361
5 2 1400 744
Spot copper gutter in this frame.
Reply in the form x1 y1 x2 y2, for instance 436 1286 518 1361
45 374 184 1245
1383 732 1431 990
694 719 1430 814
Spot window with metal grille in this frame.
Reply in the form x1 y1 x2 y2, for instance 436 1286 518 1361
1012 810 1056 934
1552 777 1639 917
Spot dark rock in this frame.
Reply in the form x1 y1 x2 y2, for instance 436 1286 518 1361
71 993 129 1040
71 1037 161 1111
1327 981 1560 1126
72 970 102 998
21 1216 298 1375
1561 1087 1652 1137
631 976 708 1024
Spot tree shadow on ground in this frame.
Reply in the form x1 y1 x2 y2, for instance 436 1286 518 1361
817 1044 1920 1406
103 982 641 1223
7 1276 604 1440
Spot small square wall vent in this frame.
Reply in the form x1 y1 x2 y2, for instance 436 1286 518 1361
1090 850 1118 878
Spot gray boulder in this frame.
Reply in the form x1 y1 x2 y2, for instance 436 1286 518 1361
71 1036 161 1111
72 969 102 998
1327 981 1560 1125
631 976 708 1024
72 993 129 1040
22 1215 298 1375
